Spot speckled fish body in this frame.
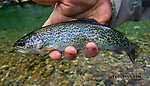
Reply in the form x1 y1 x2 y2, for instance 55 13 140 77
13 19 138 63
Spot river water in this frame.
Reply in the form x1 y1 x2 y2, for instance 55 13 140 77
0 2 150 86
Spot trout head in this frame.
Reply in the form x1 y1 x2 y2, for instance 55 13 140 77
13 36 45 54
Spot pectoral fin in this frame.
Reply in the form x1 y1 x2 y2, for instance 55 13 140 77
40 47 55 53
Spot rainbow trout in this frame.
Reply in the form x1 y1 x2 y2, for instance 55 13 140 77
13 19 138 63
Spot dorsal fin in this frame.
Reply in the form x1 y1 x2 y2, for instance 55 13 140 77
77 18 101 25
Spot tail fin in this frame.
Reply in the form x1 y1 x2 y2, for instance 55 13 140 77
125 43 139 63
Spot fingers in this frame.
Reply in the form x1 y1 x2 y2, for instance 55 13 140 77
49 46 78 60
64 46 77 60
49 42 99 60
49 50 62 60
83 42 99 58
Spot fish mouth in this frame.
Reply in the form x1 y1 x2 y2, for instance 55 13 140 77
9 47 24 53
9 49 18 53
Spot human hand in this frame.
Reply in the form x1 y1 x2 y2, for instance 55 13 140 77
32 0 112 60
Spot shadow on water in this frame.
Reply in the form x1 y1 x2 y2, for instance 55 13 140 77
0 2 150 86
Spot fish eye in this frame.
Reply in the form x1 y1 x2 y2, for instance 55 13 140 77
14 39 26 47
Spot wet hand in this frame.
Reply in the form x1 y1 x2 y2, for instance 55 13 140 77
49 42 98 60
32 0 112 60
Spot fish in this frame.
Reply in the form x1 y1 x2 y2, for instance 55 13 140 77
13 19 139 63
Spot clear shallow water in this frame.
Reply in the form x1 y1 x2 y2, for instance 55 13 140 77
0 3 53 47
0 3 150 86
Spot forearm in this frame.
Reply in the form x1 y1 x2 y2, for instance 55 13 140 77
32 0 58 5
